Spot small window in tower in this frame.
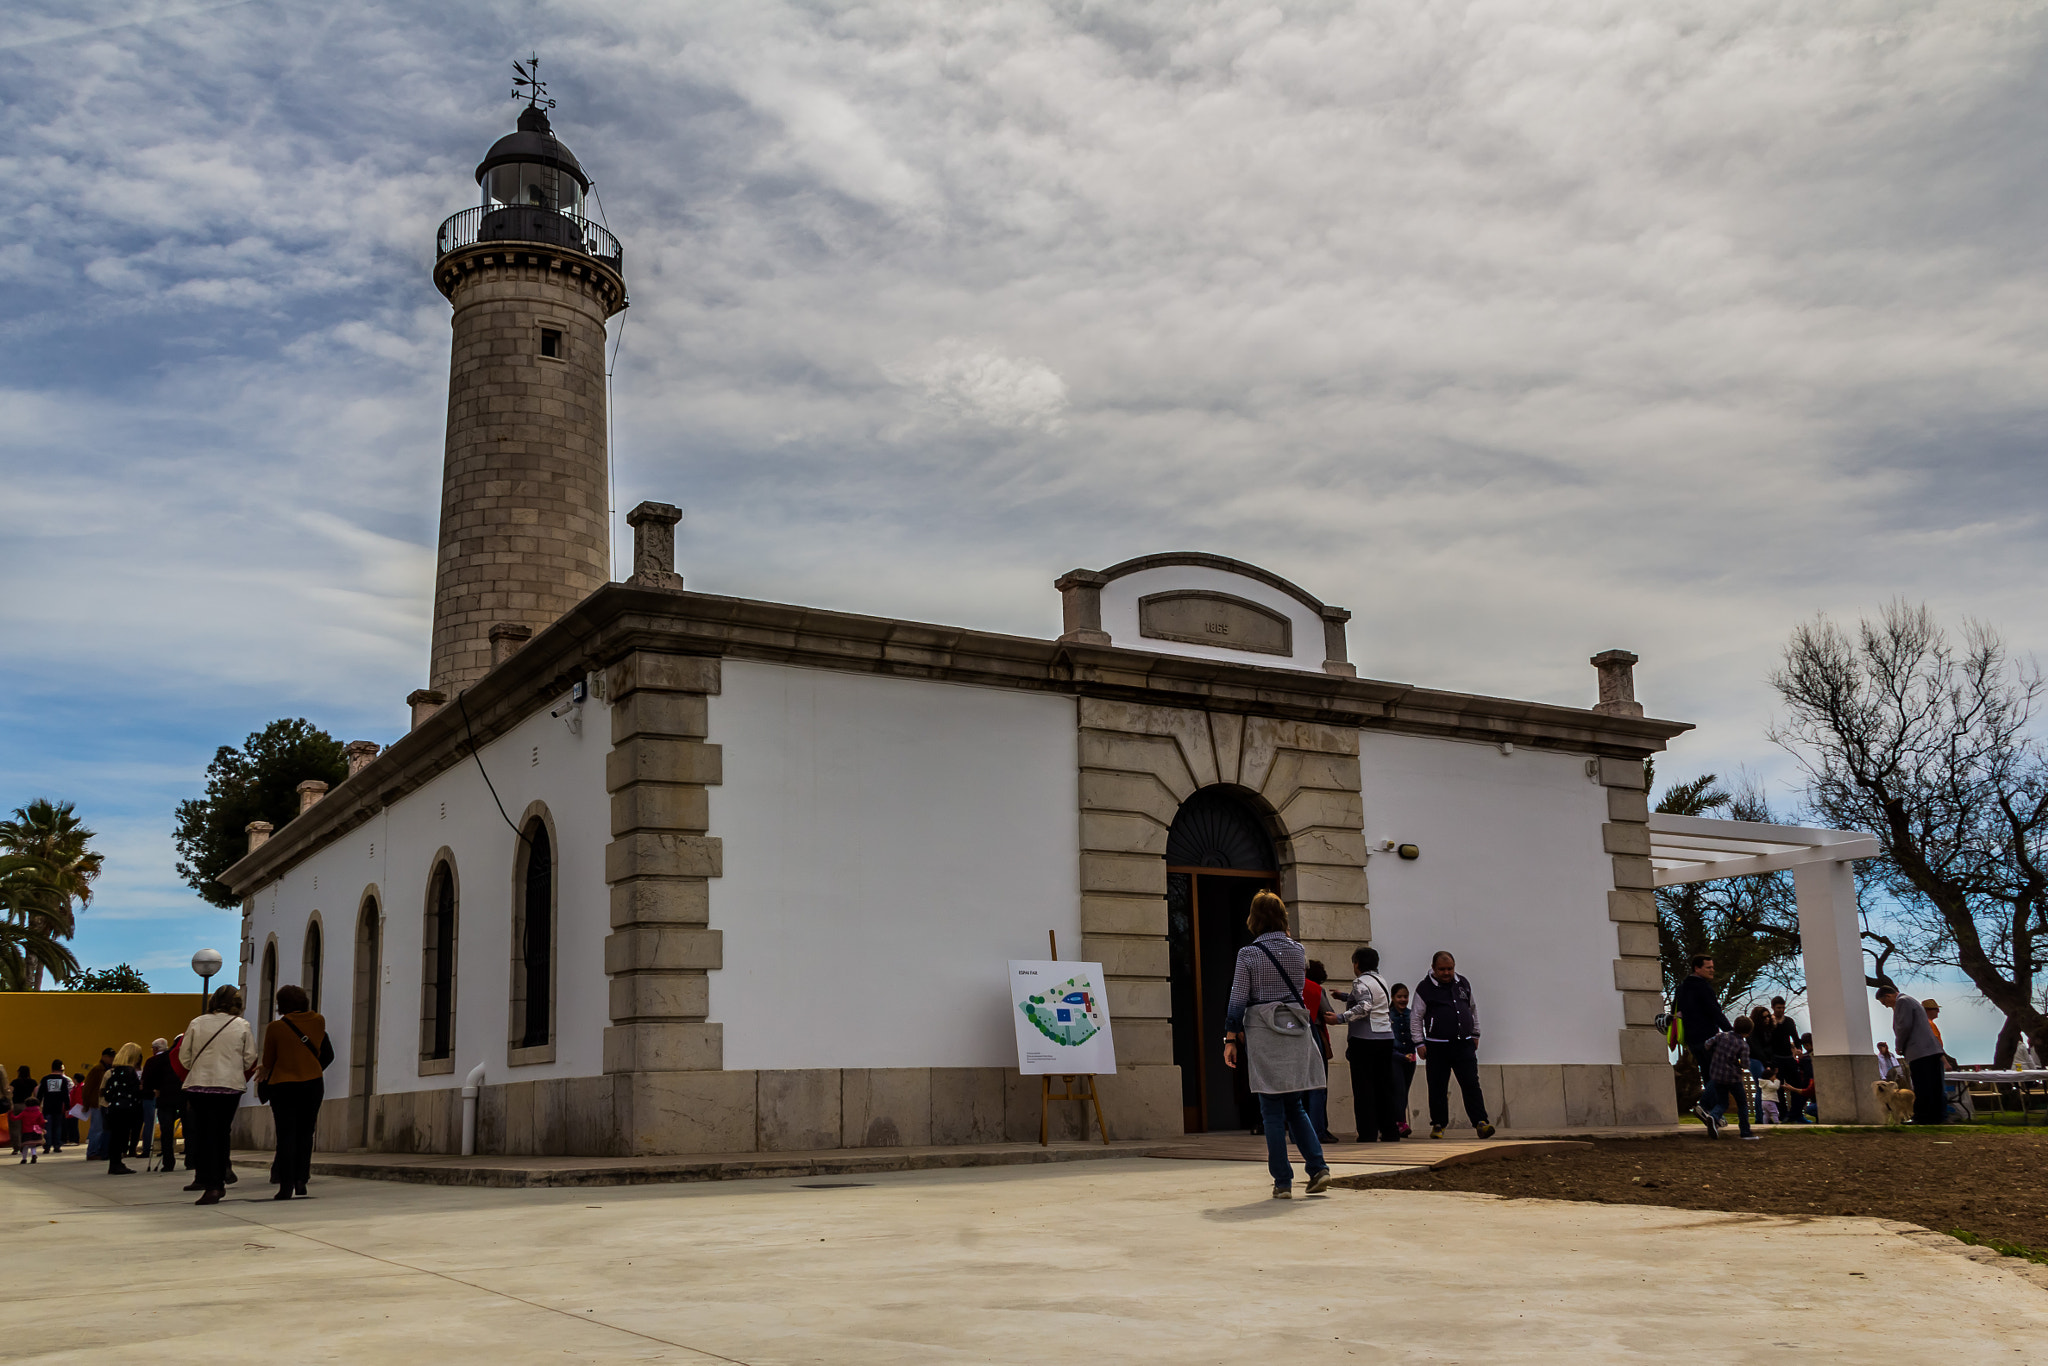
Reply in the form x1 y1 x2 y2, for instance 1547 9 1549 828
540 328 563 359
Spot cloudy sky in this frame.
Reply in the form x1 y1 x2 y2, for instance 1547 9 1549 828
3 1 2043 1056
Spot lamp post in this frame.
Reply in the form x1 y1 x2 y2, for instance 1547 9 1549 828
191 948 223 1009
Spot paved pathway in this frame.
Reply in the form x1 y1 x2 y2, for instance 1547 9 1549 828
15 1147 2048 1363
13 1146 2048 1362
284 1125 1676 1188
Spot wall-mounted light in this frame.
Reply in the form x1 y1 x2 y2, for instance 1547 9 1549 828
1396 844 1420 861
1498 741 1514 755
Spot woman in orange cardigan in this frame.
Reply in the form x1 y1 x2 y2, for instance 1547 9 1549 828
255 984 330 1201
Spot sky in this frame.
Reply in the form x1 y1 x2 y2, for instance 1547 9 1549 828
2 1 2044 1061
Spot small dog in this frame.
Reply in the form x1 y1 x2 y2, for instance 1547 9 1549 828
1874 1078 1915 1124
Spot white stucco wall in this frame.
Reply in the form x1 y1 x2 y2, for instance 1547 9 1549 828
1355 731 1623 1066
1098 564 1329 673
242 687 611 1097
708 661 1082 1070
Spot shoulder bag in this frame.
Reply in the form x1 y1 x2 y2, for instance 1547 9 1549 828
287 1018 336 1072
1242 942 1328 1096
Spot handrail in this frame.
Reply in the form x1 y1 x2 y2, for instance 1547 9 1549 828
435 204 622 271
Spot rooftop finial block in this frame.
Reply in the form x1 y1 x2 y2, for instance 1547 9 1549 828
626 501 686 590
1591 649 1644 718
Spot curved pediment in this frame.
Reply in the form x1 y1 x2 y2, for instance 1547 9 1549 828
1054 552 1354 676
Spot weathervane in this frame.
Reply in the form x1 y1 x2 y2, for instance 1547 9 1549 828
511 54 556 112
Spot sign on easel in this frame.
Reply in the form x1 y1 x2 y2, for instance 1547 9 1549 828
1008 960 1116 1076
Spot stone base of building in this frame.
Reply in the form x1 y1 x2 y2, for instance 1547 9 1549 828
229 1058 1673 1157
1811 1051 1884 1124
1380 1061 1676 1133
229 1063 1189 1157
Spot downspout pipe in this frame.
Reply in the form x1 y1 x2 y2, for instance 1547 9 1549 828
460 1062 487 1156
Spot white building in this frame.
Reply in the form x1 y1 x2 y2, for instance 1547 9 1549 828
223 104 1694 1157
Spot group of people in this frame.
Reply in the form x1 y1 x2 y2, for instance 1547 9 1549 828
1221 890 1498 1198
1672 954 1962 1133
4 982 331 1203
9 1044 182 1168
1674 956 1825 1136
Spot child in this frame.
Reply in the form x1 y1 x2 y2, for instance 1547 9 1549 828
1389 982 1417 1138
16 1098 43 1162
1703 1016 1759 1140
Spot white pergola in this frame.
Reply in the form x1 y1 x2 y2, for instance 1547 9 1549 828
1647 813 1885 1123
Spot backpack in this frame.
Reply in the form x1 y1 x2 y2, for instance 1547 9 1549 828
101 1067 142 1118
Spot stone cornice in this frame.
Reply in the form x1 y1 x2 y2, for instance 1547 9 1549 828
435 242 627 317
221 583 1691 896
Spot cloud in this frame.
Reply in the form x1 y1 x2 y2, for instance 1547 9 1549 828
884 339 1069 432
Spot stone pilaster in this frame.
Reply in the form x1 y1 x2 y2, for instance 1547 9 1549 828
1074 698 1366 1138
602 650 727 1152
1595 755 1676 1123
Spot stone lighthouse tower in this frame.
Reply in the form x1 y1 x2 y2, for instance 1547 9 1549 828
426 90 626 695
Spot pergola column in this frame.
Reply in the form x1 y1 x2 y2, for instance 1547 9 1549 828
1795 859 1884 1123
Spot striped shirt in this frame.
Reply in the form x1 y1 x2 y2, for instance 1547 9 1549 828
1225 933 1307 1035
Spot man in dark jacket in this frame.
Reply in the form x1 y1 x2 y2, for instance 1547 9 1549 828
1412 951 1496 1140
37 1062 69 1153
139 1039 181 1169
1672 956 1730 1122
81 1047 114 1160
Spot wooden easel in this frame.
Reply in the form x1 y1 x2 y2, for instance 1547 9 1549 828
1039 930 1111 1146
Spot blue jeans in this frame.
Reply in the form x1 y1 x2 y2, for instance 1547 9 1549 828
1689 1044 1716 1112
1306 1088 1334 1140
139 1099 157 1159
85 1107 106 1159
1256 1091 1327 1189
1706 1082 1752 1137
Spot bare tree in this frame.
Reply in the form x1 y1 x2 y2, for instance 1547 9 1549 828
1771 601 2048 1067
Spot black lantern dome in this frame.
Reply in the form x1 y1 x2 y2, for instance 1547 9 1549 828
476 105 589 215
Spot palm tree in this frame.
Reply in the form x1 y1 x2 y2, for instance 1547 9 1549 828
0 800 102 989
0 854 79 989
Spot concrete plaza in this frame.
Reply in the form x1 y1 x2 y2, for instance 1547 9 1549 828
7 1148 2045 1362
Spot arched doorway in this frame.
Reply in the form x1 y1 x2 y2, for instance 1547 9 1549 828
350 897 381 1150
1166 787 1279 1133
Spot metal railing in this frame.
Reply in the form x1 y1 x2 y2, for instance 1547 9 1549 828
435 204 623 271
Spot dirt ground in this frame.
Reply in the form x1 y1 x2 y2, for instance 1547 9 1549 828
1335 1128 2048 1252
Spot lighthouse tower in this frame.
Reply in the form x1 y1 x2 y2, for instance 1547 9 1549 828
426 87 626 694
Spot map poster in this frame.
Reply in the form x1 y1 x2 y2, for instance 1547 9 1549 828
1008 960 1117 1076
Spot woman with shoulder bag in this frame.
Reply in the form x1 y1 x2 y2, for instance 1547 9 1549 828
179 986 258 1205
1221 890 1332 1199
256 983 332 1200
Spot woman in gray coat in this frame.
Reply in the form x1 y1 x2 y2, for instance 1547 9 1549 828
1221 891 1332 1199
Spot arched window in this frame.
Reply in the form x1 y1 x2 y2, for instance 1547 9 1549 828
259 936 280 1030
352 894 382 1149
420 860 458 1069
302 915 324 1013
511 815 555 1057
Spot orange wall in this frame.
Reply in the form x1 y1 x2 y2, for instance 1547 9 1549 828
0 993 209 1081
